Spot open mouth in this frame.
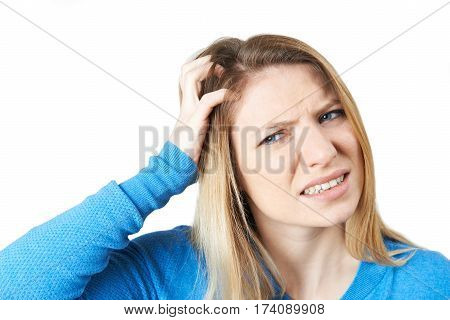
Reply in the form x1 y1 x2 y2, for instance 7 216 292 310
300 172 350 198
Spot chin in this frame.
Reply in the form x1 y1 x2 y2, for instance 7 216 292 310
292 206 355 227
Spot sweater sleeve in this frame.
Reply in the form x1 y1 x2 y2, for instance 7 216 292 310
0 140 198 300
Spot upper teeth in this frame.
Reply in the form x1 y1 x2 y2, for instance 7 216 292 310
303 174 345 195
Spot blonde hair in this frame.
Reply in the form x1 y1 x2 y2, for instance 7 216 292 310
180 34 423 299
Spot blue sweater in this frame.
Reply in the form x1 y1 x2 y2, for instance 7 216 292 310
0 141 448 300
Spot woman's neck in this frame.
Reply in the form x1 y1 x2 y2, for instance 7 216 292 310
256 218 359 299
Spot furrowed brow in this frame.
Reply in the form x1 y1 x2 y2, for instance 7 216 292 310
260 98 341 130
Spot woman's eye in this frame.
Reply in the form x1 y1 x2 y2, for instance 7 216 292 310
261 130 286 146
260 109 345 147
319 108 345 123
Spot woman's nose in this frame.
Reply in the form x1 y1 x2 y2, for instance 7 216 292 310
297 122 337 170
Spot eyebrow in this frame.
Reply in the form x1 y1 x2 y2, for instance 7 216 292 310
260 99 341 130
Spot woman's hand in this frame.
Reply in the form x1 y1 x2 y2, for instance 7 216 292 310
168 54 231 166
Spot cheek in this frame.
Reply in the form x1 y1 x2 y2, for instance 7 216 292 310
232 137 294 211
244 172 293 214
339 124 360 156
339 125 364 186
236 144 291 175
240 151 294 207
250 145 294 186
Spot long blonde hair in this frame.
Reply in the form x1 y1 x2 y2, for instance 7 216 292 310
181 34 422 299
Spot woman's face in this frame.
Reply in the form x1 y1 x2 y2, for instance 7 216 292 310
231 64 364 228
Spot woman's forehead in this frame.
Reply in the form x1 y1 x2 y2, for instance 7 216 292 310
232 64 335 130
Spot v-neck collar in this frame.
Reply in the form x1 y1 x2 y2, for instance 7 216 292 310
262 236 411 300
268 236 405 301
273 258 388 300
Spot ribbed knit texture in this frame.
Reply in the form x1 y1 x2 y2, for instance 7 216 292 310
0 140 448 300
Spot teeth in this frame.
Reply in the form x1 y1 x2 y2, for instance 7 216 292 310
302 174 345 195
321 182 331 190
329 179 338 187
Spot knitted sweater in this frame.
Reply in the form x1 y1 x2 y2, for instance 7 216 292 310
0 141 448 300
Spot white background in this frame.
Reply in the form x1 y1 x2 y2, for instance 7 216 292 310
0 0 448 258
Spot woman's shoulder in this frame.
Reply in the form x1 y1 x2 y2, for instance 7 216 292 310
383 237 449 299
384 237 448 265
131 224 194 256
125 225 205 299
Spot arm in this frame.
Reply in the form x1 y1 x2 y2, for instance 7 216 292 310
0 140 198 299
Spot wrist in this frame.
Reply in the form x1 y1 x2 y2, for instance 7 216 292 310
168 126 199 165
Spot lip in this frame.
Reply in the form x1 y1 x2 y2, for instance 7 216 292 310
299 172 350 201
300 169 350 194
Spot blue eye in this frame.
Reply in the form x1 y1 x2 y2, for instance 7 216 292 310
319 109 345 123
261 130 285 145
260 109 345 147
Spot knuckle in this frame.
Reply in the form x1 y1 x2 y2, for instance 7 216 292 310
183 69 194 81
179 71 193 86
199 91 213 102
180 63 189 74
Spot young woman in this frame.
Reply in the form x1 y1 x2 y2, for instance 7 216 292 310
0 34 448 300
